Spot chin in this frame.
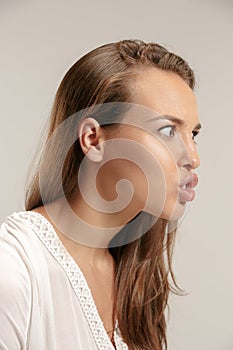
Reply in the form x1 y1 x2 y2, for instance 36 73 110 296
164 201 187 221
145 199 186 222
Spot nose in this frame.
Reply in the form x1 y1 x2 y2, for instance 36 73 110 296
178 137 201 170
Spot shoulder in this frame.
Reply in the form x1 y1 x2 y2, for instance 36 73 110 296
0 210 44 254
0 212 32 301
0 211 40 299
0 210 65 288
0 237 31 303
0 213 33 348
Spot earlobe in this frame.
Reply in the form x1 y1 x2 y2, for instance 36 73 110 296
78 117 104 162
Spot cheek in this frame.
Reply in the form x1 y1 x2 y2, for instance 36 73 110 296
148 141 183 218
150 149 178 212
143 134 179 187
96 159 148 203
99 129 180 211
140 135 181 219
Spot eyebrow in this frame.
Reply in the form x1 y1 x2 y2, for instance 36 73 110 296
147 114 202 130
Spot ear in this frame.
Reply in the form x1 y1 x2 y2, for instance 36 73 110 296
78 117 105 162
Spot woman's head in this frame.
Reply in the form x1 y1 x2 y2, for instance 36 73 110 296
25 39 201 350
26 39 201 222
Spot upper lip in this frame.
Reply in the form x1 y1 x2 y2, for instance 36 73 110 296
179 173 198 189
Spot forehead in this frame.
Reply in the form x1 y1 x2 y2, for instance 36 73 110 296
132 68 199 125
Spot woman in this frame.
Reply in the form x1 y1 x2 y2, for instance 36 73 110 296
0 39 201 350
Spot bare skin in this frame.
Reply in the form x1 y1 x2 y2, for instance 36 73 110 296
32 67 201 347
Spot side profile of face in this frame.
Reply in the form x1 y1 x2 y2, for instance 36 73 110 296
78 67 201 224
120 68 201 221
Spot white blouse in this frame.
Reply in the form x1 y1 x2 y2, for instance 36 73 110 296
0 211 128 350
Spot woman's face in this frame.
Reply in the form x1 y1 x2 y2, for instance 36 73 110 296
100 68 201 222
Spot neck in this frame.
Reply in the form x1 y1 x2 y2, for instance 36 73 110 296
36 187 141 268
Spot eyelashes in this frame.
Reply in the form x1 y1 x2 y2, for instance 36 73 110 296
157 125 176 137
157 124 200 144
192 130 200 144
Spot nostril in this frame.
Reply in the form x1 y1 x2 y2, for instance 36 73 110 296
184 164 193 172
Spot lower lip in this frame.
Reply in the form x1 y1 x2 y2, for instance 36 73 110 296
178 187 196 203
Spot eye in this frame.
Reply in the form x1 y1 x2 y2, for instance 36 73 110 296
192 130 199 144
157 125 176 137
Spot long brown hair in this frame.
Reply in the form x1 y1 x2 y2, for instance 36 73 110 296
25 39 195 349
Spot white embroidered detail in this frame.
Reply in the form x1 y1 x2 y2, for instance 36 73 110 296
12 211 128 350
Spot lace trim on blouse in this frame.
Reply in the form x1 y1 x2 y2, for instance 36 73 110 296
10 211 128 350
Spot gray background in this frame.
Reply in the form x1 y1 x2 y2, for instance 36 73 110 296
0 0 233 349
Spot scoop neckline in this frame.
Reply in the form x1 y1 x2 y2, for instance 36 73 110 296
10 210 127 350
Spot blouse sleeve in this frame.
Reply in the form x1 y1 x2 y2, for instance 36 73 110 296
0 236 31 350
